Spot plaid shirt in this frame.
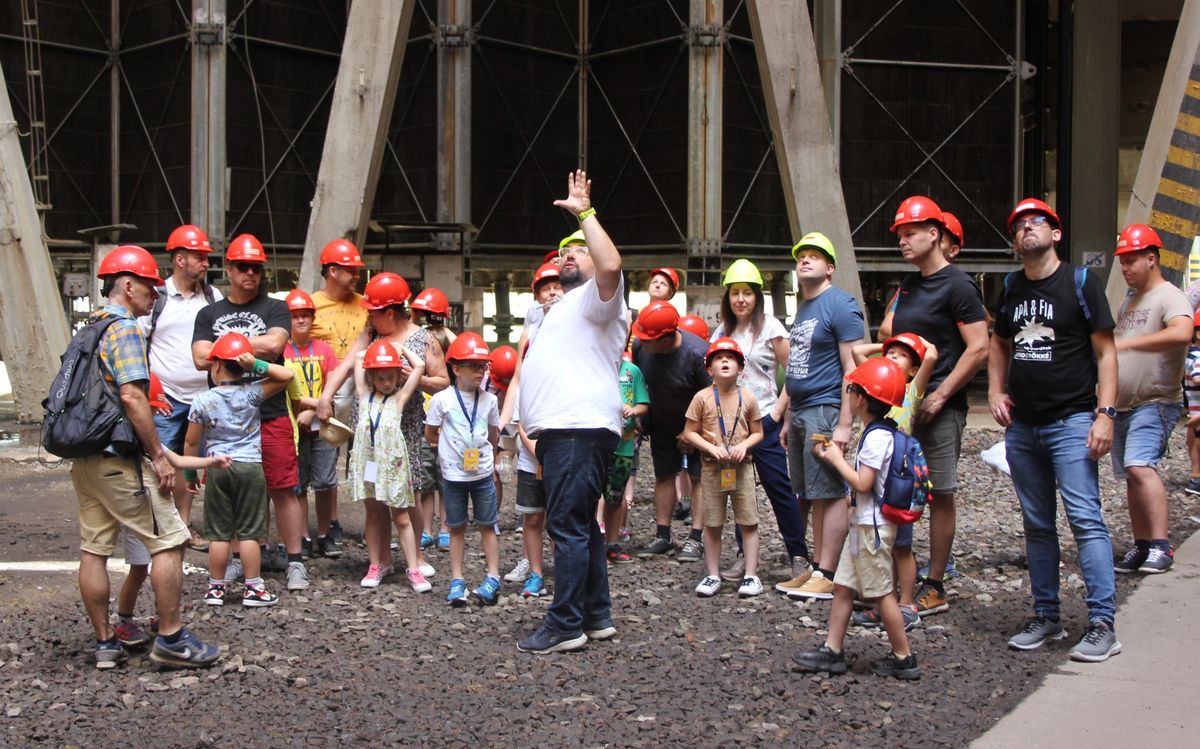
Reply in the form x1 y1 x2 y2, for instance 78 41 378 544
88 304 149 386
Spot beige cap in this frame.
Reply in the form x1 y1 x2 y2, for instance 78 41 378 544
319 417 353 448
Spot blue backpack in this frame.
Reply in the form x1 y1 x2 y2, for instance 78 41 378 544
859 419 932 526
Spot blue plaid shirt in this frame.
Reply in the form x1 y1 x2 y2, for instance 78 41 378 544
88 304 149 387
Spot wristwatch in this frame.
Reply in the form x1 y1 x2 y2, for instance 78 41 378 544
1095 406 1116 418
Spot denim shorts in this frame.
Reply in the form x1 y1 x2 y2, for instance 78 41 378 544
297 431 338 492
442 476 499 528
1111 402 1181 479
153 393 192 453
895 521 914 548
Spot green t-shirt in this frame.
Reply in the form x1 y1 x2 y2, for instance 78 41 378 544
616 361 650 457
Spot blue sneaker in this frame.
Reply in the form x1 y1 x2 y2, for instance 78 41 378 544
447 578 468 607
522 572 546 598
420 532 435 550
437 532 451 551
517 625 588 654
94 639 126 670
918 554 959 579
473 575 502 605
148 628 220 669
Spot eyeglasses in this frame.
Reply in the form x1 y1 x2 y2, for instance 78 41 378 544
454 361 488 372
232 262 264 274
559 245 590 258
1011 215 1050 234
845 383 866 396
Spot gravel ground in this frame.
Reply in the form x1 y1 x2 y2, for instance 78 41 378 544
1 426 1198 747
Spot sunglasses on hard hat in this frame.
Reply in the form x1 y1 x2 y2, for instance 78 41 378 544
1010 215 1050 235
232 262 264 274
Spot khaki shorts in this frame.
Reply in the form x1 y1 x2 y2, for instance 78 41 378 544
72 454 190 557
701 461 759 528
833 522 896 599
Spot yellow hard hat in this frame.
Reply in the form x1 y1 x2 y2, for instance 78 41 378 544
791 231 837 265
558 230 587 251
722 258 764 287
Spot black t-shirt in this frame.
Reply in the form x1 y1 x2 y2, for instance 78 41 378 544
993 263 1115 424
633 330 713 439
892 264 986 412
193 293 293 420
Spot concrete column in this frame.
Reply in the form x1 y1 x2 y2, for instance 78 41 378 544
687 286 724 335
461 286 486 336
1068 2 1120 273
687 0 723 264
300 1 417 290
812 0 841 147
0 67 71 421
190 0 227 246
436 1 471 244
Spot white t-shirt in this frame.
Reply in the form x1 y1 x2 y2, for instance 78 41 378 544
518 276 629 437
425 386 501 483
852 426 893 526
711 315 788 414
139 276 223 404
509 401 539 473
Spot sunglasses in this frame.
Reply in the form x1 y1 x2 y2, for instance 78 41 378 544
454 361 489 372
1010 215 1050 234
232 262 264 274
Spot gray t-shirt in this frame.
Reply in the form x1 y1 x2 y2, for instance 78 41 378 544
188 382 265 462
1114 280 1192 409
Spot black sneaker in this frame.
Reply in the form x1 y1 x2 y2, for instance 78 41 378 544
301 537 313 560
1113 545 1148 573
637 537 675 558
1187 477 1200 496
870 652 921 680
1138 547 1173 574
517 626 588 654
790 644 847 675
677 538 703 562
315 535 342 558
672 499 692 522
328 520 345 546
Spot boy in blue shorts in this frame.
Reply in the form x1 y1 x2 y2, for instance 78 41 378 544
425 333 502 606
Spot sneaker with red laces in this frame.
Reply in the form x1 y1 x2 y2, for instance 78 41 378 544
114 620 151 648
242 585 279 608
203 583 226 607
606 545 633 564
407 568 432 593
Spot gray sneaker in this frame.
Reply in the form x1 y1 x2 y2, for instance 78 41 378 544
677 538 703 562
1070 620 1121 662
637 537 675 558
720 554 745 582
286 561 310 591
223 556 243 584
1007 616 1067 651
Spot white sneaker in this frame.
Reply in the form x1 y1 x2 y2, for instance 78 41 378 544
286 561 310 591
695 575 722 598
737 575 764 597
504 558 531 583
361 564 384 588
418 561 436 578
406 568 432 593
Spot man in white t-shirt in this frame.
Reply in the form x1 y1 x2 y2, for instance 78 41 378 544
516 170 629 654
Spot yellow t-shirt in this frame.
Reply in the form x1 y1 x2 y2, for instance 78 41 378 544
311 289 368 360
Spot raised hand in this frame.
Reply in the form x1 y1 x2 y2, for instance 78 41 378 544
553 169 592 217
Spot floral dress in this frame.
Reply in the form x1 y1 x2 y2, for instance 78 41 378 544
398 327 436 493
349 392 414 508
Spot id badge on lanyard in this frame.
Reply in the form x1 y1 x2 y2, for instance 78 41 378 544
720 465 737 491
462 448 481 471
455 387 482 471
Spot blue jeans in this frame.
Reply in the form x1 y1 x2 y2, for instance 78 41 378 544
153 393 191 452
442 476 499 528
1006 413 1116 624
736 413 810 560
536 428 618 635
1111 402 1181 479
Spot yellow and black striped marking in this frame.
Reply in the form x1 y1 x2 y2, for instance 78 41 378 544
1150 73 1200 287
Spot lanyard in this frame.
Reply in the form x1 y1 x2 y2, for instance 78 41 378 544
713 385 742 449
454 386 480 441
216 380 241 387
290 341 317 397
368 393 391 448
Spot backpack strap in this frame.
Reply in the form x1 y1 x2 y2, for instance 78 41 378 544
144 292 168 348
998 270 1019 318
1073 266 1091 322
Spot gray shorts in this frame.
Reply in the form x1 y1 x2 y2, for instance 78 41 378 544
786 404 847 500
420 439 441 488
912 406 966 496
297 431 339 492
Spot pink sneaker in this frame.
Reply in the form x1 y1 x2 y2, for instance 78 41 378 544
360 564 384 588
406 568 432 593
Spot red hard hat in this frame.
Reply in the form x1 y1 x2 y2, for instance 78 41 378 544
883 332 926 365
165 224 211 254
1007 198 1062 234
650 267 680 294
208 332 254 361
446 331 491 362
705 336 745 367
226 233 267 263
632 300 681 340
285 288 316 312
941 212 964 247
846 357 907 407
320 239 365 268
97 245 165 286
148 372 169 410
1114 223 1163 256
543 249 560 264
532 262 561 291
361 272 412 309
891 195 944 233
411 287 450 316
678 314 710 340
363 340 402 369
488 345 518 387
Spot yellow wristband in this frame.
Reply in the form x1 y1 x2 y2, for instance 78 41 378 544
577 207 597 222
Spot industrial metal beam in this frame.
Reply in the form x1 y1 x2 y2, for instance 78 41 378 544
745 0 864 309
435 0 471 270
0 64 71 421
686 0 723 258
191 0 227 247
1108 0 1200 307
299 0 416 291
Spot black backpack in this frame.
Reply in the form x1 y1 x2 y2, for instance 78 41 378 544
41 316 141 459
